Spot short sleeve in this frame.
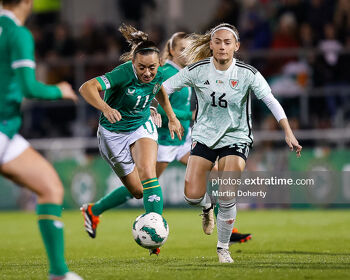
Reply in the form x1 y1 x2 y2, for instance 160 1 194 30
96 65 130 90
162 66 194 94
10 27 36 69
250 71 271 100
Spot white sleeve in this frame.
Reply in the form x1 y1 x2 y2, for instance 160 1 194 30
261 93 287 122
250 71 272 99
162 67 194 95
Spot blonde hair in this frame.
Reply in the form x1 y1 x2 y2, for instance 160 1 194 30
182 23 240 64
119 23 159 62
161 32 188 64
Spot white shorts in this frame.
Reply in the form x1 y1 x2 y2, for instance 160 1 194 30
157 130 191 163
0 132 30 165
98 119 158 177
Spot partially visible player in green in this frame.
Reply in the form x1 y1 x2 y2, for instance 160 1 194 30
0 1 82 279
79 24 183 254
155 32 193 173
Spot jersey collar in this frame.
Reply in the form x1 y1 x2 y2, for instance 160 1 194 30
210 57 236 75
0 9 22 26
165 59 181 71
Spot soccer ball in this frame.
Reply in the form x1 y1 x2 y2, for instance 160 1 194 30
132 212 169 249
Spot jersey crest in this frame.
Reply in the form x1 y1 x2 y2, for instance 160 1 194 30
230 79 238 89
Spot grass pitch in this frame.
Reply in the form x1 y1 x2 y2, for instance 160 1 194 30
1 209 350 280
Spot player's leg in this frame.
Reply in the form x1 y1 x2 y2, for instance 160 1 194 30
215 154 245 263
81 125 144 238
185 142 218 234
156 162 169 177
212 158 251 244
0 140 80 279
131 137 163 214
184 154 215 234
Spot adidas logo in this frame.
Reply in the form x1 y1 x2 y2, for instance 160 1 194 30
204 80 210 85
148 194 161 202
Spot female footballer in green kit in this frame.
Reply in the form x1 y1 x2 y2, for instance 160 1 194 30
79 31 251 248
0 1 82 279
79 25 183 254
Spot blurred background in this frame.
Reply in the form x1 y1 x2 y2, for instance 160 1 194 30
1 0 350 209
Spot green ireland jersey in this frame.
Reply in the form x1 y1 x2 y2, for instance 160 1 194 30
96 61 164 132
163 57 271 149
0 9 61 138
157 60 192 146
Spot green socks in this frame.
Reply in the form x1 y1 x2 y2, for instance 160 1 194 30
90 178 163 216
91 186 132 216
142 177 163 214
36 204 69 276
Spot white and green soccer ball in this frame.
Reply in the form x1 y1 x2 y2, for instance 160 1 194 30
132 212 169 249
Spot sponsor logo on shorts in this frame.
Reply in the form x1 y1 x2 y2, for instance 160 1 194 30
148 194 161 202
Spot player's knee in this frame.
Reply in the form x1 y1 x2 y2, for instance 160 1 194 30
137 165 156 181
40 183 64 202
184 187 203 200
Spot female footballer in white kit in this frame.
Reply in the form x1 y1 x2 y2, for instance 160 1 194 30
162 23 302 263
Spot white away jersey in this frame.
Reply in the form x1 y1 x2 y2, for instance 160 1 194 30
162 57 271 149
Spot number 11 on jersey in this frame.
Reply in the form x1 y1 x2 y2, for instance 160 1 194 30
133 95 150 110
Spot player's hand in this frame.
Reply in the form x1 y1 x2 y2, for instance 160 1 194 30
168 117 184 140
285 132 302 158
57 82 78 102
150 107 162 128
102 105 122 123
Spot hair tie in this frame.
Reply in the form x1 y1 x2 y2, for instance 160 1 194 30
211 27 239 41
135 47 160 54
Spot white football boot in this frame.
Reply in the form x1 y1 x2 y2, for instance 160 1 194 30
217 248 234 263
49 272 83 280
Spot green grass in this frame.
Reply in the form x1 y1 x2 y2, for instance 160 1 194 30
1 209 350 280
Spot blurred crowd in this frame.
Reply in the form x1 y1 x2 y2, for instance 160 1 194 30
22 0 350 140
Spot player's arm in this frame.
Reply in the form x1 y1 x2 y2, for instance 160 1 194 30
251 71 302 157
156 86 183 140
79 66 130 123
79 78 121 123
11 28 76 101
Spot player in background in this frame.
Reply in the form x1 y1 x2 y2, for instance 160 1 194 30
0 1 82 279
79 24 183 254
162 23 302 263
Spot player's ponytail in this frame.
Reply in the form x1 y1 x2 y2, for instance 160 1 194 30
119 23 159 62
182 32 212 64
182 23 240 64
